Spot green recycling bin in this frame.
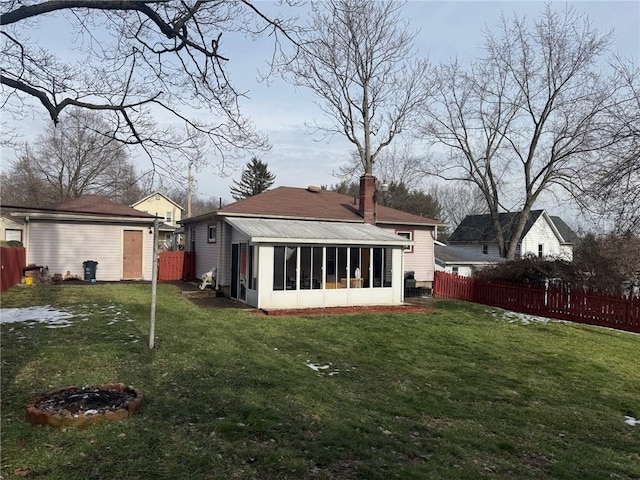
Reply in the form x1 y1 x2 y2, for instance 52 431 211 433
83 260 98 281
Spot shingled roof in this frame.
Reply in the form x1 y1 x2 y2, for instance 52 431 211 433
448 210 577 244
52 195 155 218
210 186 442 226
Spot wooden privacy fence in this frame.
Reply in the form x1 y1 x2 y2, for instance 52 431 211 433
433 271 640 333
1 247 26 292
158 251 195 281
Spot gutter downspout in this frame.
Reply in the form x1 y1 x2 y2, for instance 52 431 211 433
215 218 221 291
24 216 30 265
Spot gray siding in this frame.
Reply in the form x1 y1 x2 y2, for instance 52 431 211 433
193 223 218 278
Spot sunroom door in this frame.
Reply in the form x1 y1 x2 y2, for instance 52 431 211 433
231 243 247 301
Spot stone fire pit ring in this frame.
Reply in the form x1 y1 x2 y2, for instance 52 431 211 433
26 383 143 428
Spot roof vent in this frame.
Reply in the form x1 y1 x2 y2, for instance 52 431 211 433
307 185 321 193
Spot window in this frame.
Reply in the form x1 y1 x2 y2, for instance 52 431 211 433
273 245 392 291
207 224 217 243
300 247 322 289
5 229 22 242
452 266 459 275
166 211 172 224
273 246 297 290
190 227 196 252
482 244 488 255
373 247 393 287
396 231 413 252
538 244 544 258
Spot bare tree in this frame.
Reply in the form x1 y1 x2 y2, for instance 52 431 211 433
282 0 432 175
431 182 488 234
0 108 142 206
420 4 634 259
163 186 222 218
575 59 640 234
335 140 429 190
0 1 299 176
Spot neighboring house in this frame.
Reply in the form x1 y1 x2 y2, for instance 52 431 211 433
6 196 156 281
435 242 505 277
132 191 184 249
448 210 578 260
180 175 443 310
0 214 25 243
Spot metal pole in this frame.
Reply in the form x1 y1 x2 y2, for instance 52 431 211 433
149 217 159 349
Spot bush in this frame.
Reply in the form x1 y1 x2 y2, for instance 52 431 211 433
475 255 584 287
0 240 23 248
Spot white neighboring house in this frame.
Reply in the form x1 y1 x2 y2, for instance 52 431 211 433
180 175 443 310
131 191 184 249
447 210 578 261
7 196 156 281
435 242 505 277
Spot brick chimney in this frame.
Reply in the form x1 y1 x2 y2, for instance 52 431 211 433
359 174 376 224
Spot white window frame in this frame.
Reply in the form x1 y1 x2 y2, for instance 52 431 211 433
207 224 217 243
396 230 413 253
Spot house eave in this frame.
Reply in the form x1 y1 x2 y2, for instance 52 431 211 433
11 211 157 224
218 211 362 223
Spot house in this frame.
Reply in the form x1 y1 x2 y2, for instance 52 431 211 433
5 196 157 281
132 191 184 249
435 242 505 277
131 191 183 227
1 214 25 243
447 210 578 260
180 175 443 310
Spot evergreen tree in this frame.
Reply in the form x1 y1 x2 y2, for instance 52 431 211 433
329 181 441 220
229 158 276 200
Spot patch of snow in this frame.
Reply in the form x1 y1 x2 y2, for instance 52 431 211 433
625 416 640 426
305 362 331 371
0 306 74 325
491 310 569 326
305 361 340 376
0 304 134 333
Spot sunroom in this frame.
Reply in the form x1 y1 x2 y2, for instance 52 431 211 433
224 217 411 310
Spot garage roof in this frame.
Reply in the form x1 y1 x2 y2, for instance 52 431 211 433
225 217 412 246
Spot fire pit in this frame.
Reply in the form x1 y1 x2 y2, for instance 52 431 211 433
26 383 142 428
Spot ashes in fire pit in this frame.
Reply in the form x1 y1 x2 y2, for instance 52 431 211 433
26 383 142 428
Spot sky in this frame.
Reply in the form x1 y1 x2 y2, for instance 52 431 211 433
1 1 639 222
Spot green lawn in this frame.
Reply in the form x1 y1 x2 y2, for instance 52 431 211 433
1 284 639 479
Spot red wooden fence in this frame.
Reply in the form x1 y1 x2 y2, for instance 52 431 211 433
433 271 640 333
158 251 196 281
1 247 26 292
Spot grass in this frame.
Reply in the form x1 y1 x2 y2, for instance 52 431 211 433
1 284 639 479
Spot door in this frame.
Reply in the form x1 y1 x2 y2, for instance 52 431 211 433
123 230 143 279
230 243 247 301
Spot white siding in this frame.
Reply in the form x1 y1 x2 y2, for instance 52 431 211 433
27 221 153 281
445 265 474 277
521 216 571 259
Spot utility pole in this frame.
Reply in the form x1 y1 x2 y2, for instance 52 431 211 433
149 216 159 349
186 162 193 218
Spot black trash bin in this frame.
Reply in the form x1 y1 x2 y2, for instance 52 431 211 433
83 260 98 281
